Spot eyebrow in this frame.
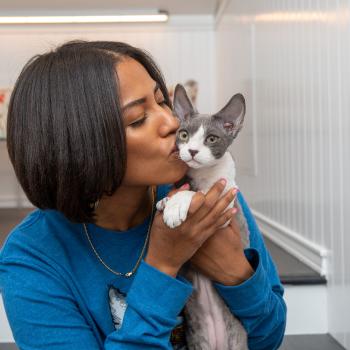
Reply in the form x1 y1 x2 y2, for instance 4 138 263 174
122 83 161 112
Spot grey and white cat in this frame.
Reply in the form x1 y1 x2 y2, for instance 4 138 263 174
157 85 250 350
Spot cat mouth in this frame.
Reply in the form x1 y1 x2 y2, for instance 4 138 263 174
186 159 201 166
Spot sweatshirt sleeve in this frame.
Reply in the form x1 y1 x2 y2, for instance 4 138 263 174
105 260 193 348
213 192 287 350
0 257 192 350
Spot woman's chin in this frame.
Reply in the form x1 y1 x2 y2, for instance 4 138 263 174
149 160 188 185
165 163 188 184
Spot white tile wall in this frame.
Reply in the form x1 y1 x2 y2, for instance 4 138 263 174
216 0 350 347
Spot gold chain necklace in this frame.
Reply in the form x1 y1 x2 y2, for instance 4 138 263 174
82 186 156 278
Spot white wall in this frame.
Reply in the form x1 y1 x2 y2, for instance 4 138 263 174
0 16 216 207
216 0 350 347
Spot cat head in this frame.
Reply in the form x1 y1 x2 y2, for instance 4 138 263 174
173 84 245 169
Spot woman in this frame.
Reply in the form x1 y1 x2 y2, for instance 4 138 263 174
0 41 286 349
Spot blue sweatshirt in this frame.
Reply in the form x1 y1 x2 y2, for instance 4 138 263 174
0 186 286 349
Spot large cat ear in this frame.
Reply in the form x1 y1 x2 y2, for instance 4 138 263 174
173 84 197 121
213 93 245 138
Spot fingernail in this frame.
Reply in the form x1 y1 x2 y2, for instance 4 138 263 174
219 178 227 186
232 188 238 195
180 183 190 190
232 208 238 214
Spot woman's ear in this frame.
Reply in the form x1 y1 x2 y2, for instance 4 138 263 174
173 84 197 121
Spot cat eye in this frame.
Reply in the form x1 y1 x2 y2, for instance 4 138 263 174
178 130 189 141
206 135 219 144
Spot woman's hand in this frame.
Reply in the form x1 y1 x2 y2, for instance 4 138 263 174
190 214 254 286
145 180 237 277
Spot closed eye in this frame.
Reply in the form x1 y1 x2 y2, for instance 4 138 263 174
127 85 169 128
129 116 147 128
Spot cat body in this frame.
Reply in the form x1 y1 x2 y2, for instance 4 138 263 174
175 152 249 350
157 85 249 349
184 264 248 350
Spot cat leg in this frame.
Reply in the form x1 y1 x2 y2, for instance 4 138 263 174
161 190 196 228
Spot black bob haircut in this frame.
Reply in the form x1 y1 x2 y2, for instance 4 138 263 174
7 40 171 223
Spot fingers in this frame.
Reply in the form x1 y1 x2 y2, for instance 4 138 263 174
188 191 205 215
190 179 227 221
229 209 240 231
199 206 239 243
165 180 237 247
213 207 236 228
190 179 237 221
201 187 238 226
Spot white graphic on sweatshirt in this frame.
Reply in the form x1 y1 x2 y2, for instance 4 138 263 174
109 286 128 330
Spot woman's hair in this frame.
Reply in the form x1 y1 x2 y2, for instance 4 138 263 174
7 40 171 223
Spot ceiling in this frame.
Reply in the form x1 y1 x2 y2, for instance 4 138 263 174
0 0 223 16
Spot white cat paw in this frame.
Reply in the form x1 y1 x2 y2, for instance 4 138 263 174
162 191 196 228
156 197 169 211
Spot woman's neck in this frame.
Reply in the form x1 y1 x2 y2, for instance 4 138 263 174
94 186 154 231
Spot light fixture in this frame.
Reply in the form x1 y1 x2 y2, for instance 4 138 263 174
0 11 168 24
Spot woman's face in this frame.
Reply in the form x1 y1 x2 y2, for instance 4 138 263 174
117 58 187 186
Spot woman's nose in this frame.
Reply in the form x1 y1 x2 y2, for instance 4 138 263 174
158 109 180 137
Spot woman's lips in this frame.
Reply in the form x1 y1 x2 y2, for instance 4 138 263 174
169 144 179 155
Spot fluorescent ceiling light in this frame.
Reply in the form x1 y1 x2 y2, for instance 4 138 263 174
0 12 168 24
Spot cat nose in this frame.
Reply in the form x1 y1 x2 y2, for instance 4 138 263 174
189 149 198 157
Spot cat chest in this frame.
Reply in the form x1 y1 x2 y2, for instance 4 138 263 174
189 164 236 194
